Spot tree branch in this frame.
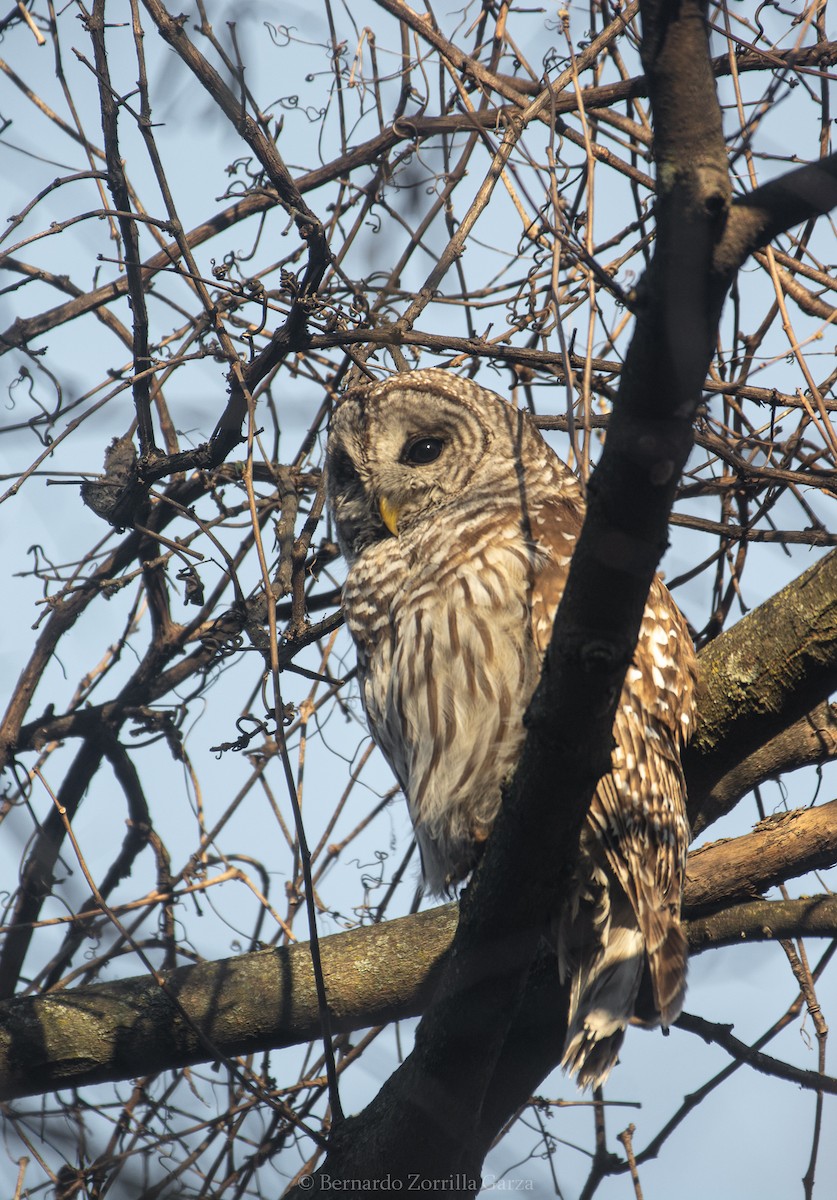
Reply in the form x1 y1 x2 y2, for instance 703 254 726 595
675 1010 837 1095
719 154 837 274
686 549 837 835
690 700 837 838
3 888 837 1102
0 907 456 1102
685 798 837 914
686 896 837 954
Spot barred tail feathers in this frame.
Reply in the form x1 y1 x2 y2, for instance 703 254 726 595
558 890 644 1090
558 879 687 1090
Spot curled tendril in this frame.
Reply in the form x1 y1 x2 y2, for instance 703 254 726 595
356 850 388 892
541 46 569 74
27 543 59 589
351 292 369 316
273 94 326 123
280 268 300 296
211 714 270 756
264 22 294 48
8 361 63 447
210 706 295 757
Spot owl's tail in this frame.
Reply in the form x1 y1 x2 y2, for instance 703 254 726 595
557 871 687 1091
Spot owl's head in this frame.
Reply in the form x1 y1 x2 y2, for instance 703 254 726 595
327 369 541 561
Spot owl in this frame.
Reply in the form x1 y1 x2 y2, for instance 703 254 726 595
326 369 696 1088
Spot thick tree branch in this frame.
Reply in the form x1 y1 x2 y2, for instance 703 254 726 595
719 154 837 274
685 896 837 953
691 700 837 832
685 797 837 914
3 884 837 1102
0 907 456 1102
686 549 837 834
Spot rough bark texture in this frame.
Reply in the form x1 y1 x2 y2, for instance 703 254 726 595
0 908 456 1101
687 550 837 834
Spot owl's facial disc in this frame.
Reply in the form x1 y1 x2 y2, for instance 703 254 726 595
378 434 449 533
326 373 496 559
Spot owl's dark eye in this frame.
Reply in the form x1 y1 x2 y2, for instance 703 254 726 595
403 436 444 466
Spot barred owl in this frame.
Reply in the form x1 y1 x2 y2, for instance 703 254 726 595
326 369 696 1088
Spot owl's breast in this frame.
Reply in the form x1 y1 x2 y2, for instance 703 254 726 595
341 537 405 776
343 517 551 892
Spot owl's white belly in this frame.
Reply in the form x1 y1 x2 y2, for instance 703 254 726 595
345 520 543 893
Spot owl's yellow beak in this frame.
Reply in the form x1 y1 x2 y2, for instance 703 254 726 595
379 496 399 536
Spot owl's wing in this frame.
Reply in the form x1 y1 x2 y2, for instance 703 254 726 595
531 501 695 1028
528 495 585 651
599 579 694 1018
